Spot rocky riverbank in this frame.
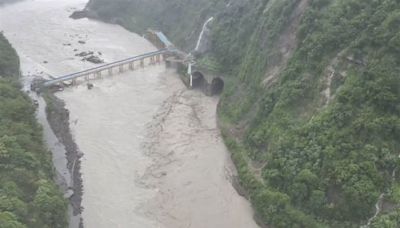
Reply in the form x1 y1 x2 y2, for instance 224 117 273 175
44 91 84 227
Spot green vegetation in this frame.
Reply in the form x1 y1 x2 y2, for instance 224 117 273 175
86 0 227 49
371 208 400 228
86 0 400 227
0 33 67 227
218 0 400 227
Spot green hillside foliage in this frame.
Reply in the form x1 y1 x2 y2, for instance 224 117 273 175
0 33 67 227
218 0 400 226
86 0 400 227
86 0 227 49
0 34 19 77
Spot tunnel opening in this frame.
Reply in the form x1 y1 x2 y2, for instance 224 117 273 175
191 71 207 90
211 77 224 95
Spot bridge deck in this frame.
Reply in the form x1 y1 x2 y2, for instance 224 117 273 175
43 49 168 87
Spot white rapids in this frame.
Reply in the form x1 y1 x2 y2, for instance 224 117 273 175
0 0 259 227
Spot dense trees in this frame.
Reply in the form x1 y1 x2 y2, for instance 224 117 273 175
86 0 400 226
218 0 400 226
0 33 67 227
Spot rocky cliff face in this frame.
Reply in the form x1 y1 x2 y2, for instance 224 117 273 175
84 0 400 227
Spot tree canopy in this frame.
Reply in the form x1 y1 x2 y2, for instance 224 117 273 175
0 33 67 228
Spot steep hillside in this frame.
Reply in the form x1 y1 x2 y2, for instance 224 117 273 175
84 0 226 49
0 33 67 228
84 0 400 227
217 1 400 227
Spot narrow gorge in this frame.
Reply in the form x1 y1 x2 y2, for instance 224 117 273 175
0 0 399 228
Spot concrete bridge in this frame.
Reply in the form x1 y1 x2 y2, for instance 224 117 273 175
40 30 224 95
42 49 168 88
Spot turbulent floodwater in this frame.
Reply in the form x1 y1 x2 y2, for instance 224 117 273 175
0 0 259 227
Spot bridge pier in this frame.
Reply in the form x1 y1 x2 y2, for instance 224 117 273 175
41 49 168 88
156 55 161 63
188 63 193 88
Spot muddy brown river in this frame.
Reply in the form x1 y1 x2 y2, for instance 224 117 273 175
0 0 259 227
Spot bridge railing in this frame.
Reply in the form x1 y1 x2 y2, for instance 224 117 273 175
43 48 169 87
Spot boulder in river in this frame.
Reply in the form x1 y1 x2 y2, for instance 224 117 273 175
69 10 88 20
75 51 89 57
87 83 94 90
83 55 104 64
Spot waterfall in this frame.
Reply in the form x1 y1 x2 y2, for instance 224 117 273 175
195 17 214 51
362 166 398 228
362 193 385 228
